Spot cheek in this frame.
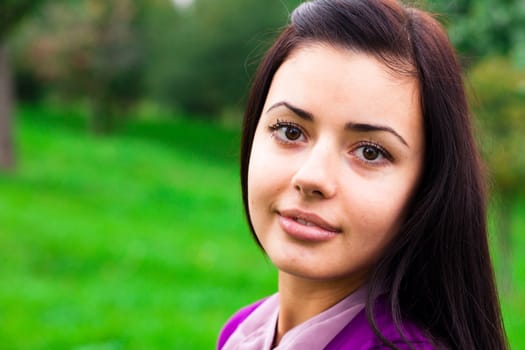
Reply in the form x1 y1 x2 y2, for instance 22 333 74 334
247 135 276 221
247 133 292 206
346 176 416 238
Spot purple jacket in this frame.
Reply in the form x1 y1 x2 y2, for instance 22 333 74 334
218 297 436 349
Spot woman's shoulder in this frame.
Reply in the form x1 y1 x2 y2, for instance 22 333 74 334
326 296 438 350
216 298 267 350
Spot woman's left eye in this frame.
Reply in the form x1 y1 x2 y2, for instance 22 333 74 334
353 143 391 164
269 121 306 143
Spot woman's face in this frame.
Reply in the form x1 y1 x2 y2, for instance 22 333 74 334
247 44 424 285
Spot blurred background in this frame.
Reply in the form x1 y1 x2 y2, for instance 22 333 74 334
0 0 523 348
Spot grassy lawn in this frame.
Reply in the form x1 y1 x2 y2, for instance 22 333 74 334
0 105 522 349
500 196 525 349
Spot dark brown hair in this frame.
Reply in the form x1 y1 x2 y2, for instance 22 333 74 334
239 0 508 349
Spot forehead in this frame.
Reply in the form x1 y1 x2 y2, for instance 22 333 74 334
269 43 419 105
263 43 423 146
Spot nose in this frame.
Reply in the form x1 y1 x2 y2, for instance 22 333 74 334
291 143 337 199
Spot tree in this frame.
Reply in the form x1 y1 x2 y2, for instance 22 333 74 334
0 1 45 170
12 0 144 134
144 0 302 116
468 57 525 289
429 0 525 65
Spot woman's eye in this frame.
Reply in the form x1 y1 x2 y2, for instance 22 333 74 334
281 126 303 141
361 145 381 161
354 143 391 164
269 122 306 143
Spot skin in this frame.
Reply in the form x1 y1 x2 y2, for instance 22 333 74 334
247 43 424 345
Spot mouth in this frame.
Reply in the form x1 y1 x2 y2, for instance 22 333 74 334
277 209 341 241
291 216 340 232
279 209 341 232
295 218 317 227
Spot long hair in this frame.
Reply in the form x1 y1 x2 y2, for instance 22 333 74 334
239 0 508 349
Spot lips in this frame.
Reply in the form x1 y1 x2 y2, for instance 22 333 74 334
279 209 341 232
278 209 341 241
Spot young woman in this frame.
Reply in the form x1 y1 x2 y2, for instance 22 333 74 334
218 0 508 349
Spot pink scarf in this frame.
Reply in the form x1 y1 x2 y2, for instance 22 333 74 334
222 285 367 350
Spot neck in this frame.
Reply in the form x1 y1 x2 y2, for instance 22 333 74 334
273 271 368 347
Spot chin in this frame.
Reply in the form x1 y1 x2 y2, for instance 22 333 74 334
272 258 360 283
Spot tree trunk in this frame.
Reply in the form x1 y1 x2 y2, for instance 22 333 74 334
0 42 15 170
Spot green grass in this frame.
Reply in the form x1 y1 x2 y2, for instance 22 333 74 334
500 197 525 349
0 104 523 349
0 105 276 349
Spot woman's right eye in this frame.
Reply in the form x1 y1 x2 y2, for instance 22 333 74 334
269 121 306 143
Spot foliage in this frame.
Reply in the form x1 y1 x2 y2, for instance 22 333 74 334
428 0 525 66
11 0 303 118
143 0 301 115
468 56 525 197
12 0 144 133
0 0 45 171
0 0 44 42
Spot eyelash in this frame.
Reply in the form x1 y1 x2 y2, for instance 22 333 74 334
268 119 306 144
352 141 393 165
268 119 393 165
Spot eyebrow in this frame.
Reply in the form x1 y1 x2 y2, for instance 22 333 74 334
266 101 314 121
345 122 408 147
266 101 409 147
